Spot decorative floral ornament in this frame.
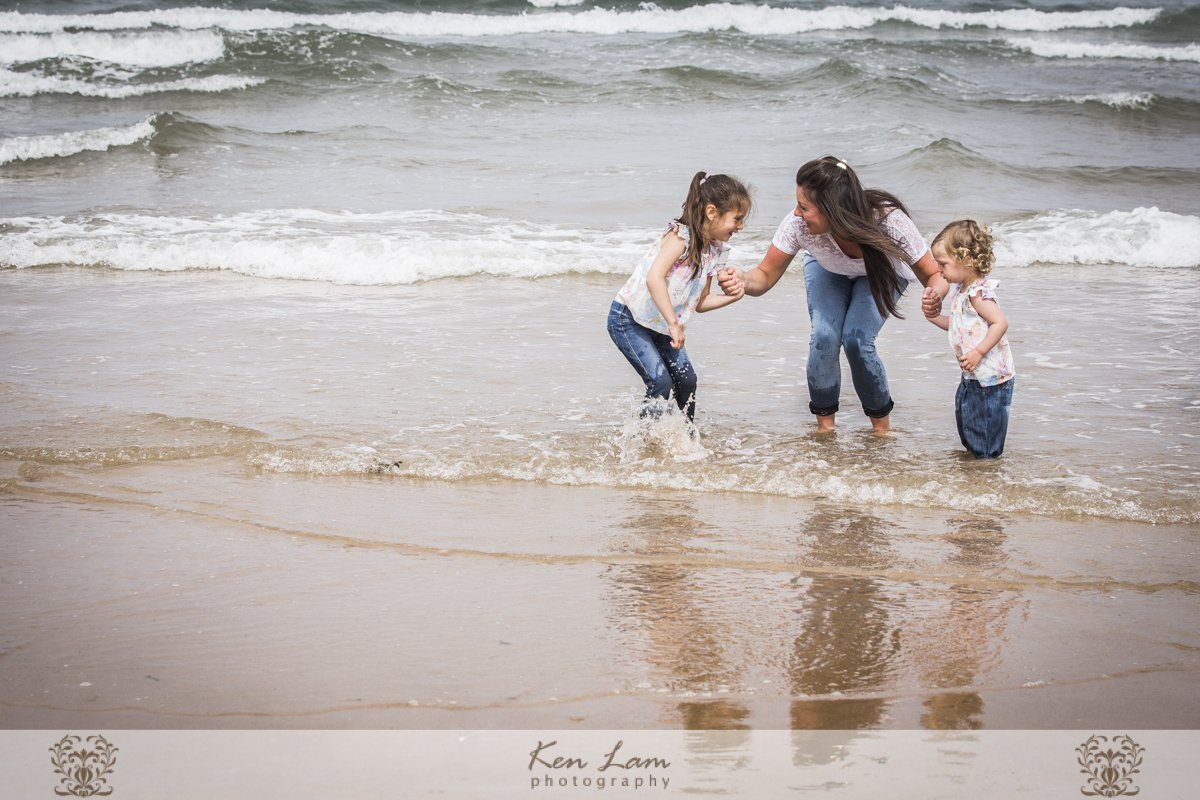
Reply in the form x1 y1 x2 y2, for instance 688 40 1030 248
1076 735 1144 797
49 735 118 797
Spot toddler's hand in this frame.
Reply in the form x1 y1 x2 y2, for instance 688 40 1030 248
921 286 942 318
958 348 982 372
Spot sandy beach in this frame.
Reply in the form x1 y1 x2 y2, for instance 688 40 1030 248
3 453 1198 731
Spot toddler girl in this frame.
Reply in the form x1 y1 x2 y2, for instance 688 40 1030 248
925 220 1015 458
607 171 750 424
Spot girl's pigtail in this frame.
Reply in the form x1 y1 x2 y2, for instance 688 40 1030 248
680 171 709 276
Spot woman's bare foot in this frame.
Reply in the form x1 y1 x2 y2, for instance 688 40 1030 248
869 415 891 435
815 414 836 433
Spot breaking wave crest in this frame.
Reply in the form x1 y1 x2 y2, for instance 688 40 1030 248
3 205 1196 280
0 5 1166 38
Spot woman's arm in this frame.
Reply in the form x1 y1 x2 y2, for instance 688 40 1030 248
717 244 796 297
645 232 688 348
913 249 950 318
696 275 742 313
911 249 948 294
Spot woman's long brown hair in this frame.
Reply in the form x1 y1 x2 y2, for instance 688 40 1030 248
795 156 913 318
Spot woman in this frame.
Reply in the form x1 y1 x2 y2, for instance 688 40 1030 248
717 156 947 433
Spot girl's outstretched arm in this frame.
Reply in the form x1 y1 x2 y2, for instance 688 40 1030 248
696 276 742 313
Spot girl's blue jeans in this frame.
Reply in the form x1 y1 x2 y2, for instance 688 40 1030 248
607 301 697 421
803 255 908 418
956 377 1015 458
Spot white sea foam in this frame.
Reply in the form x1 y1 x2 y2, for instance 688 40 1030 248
0 117 156 165
0 69 265 98
0 5 1164 37
249 441 1191 525
994 207 1200 269
0 209 642 284
1007 37 1200 62
0 29 225 67
1007 91 1156 110
5 207 1197 280
1064 92 1155 109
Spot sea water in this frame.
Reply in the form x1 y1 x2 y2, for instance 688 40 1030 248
3 0 1198 526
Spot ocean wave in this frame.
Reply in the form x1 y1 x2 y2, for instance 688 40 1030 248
1145 4 1200 37
996 90 1158 110
0 69 265 98
0 4 1165 38
886 138 1200 196
242 427 1198 527
0 209 644 283
0 116 156 165
1052 91 1156 110
0 113 239 165
994 207 1200 269
3 205 1197 280
885 136 999 173
0 29 225 67
1006 37 1200 62
6 412 1190 525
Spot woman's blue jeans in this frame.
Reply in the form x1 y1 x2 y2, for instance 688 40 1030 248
607 301 697 421
956 377 1015 458
803 255 907 418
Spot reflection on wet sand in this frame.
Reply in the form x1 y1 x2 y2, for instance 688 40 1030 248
604 494 1029 733
916 514 1018 730
789 505 899 730
606 495 751 729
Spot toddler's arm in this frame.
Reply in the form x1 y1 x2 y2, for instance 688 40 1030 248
696 276 742 313
924 286 949 331
959 294 1009 372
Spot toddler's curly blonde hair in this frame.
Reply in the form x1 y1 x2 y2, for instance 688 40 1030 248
932 219 995 276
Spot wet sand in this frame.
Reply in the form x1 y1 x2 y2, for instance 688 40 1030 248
2 457 1197 730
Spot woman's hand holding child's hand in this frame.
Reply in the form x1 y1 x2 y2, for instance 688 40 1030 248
921 286 942 318
716 268 744 298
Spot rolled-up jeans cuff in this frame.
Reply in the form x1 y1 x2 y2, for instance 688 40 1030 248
863 398 894 419
809 401 839 417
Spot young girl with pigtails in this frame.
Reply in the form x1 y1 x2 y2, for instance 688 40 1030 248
607 171 752 425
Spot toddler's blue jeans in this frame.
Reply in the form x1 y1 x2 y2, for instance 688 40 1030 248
607 301 697 421
803 255 908 418
955 377 1015 458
